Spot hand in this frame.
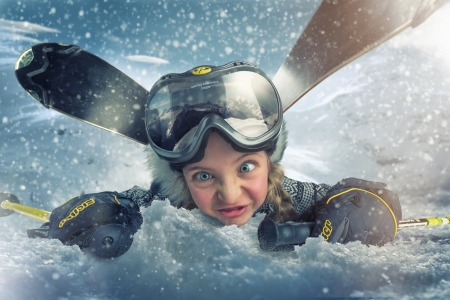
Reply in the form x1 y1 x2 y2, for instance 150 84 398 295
27 192 142 258
311 178 402 246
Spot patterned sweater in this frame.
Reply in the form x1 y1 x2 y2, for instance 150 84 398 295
120 176 330 221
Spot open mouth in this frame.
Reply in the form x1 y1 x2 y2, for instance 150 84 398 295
218 205 247 218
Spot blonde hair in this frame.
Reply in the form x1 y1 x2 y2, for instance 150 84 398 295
177 161 297 223
265 162 297 223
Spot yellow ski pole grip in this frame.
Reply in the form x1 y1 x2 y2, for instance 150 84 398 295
1 200 51 223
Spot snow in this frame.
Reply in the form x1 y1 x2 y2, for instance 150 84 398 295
2 202 450 299
1 0 450 299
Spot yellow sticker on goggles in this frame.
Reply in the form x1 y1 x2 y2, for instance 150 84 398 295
192 67 211 75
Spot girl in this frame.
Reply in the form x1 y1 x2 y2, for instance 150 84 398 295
128 61 330 226
28 61 401 258
125 61 401 241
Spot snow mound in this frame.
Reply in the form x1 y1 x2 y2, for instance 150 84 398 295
2 199 450 299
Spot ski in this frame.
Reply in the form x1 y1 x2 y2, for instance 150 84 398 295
273 0 447 111
14 43 150 144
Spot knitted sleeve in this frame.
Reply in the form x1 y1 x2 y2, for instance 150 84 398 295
281 176 331 221
119 185 165 208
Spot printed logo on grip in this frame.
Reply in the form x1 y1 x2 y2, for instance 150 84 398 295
59 198 95 228
192 66 211 75
321 219 333 241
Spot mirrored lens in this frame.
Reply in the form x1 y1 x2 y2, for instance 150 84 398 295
146 71 279 152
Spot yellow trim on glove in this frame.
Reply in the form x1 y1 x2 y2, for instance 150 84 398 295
326 188 398 237
58 198 96 228
113 195 121 205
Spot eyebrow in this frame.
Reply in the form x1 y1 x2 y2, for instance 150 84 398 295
233 152 259 164
183 152 261 173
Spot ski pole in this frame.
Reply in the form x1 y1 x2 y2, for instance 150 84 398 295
3 193 450 249
398 217 450 229
0 193 50 222
258 216 450 250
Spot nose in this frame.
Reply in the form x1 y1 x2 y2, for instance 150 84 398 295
217 177 241 205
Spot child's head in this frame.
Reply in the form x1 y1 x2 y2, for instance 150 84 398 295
145 61 295 225
182 130 269 225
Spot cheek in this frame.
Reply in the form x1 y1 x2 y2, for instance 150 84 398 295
247 174 269 204
186 183 214 210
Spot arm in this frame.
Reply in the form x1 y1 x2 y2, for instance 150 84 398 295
119 185 155 208
258 177 401 250
311 178 402 246
281 176 331 221
26 180 180 258
27 191 143 258
121 181 186 208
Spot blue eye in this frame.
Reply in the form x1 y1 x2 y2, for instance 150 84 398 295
194 172 213 181
239 161 256 173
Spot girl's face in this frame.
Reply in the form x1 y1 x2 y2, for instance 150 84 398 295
182 132 269 226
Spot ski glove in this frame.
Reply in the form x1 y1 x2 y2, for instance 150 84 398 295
311 178 402 246
27 191 143 258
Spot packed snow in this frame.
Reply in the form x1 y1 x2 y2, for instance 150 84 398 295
1 0 450 299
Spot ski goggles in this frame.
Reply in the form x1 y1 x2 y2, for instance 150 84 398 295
145 61 283 165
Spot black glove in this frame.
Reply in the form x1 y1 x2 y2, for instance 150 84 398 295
311 178 402 246
27 191 143 258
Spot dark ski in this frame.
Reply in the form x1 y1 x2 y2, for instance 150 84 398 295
14 43 149 144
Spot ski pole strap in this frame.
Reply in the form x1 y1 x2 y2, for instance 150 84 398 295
398 216 450 230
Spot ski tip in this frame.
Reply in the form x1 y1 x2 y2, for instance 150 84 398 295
0 193 20 217
15 43 75 72
15 48 34 71
14 46 42 103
